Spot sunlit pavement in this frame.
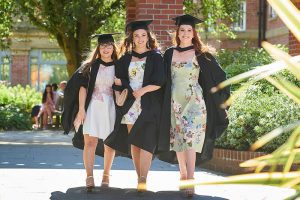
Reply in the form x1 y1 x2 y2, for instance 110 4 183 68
0 131 296 200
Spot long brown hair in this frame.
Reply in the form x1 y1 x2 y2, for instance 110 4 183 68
119 29 159 56
81 43 118 76
42 84 53 103
173 27 215 55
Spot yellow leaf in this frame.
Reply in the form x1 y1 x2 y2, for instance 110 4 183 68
262 42 300 80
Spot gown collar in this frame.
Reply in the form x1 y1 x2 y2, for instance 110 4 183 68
132 50 152 59
99 59 114 67
175 45 194 52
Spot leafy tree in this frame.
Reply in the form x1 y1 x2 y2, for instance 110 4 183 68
184 0 243 38
0 0 15 49
15 0 124 76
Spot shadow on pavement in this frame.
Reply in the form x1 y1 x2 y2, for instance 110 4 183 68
50 187 228 200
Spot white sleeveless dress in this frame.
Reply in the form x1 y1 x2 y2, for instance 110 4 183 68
83 64 116 140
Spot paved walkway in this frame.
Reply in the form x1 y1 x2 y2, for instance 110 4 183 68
0 131 296 200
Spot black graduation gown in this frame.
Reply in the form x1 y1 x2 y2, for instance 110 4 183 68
158 47 230 164
104 50 166 155
62 58 110 157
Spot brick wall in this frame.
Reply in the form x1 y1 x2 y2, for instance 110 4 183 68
126 0 184 49
126 0 136 23
11 54 29 86
199 148 300 174
218 39 257 50
246 0 259 30
199 148 267 174
213 0 260 49
268 34 289 45
289 0 300 55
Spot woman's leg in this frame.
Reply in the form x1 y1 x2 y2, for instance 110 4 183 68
83 135 98 177
42 111 48 128
102 144 116 185
185 149 196 180
127 125 141 178
131 145 141 178
176 151 188 180
139 149 153 180
182 149 196 197
136 149 152 192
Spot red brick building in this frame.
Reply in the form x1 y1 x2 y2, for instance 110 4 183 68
0 0 299 89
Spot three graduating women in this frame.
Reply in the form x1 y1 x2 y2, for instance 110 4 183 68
63 14 229 196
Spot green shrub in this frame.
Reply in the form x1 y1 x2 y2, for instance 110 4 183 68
0 84 41 130
215 82 300 152
0 84 41 113
0 104 32 130
217 43 288 91
215 44 300 152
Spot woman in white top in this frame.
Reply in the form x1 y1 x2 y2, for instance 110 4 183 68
73 33 118 191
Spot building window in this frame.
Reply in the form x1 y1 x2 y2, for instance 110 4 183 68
269 5 277 19
233 1 246 31
29 50 68 91
0 52 11 83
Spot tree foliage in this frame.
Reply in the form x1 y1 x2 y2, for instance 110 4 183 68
184 0 243 38
1 0 245 76
14 0 124 76
0 0 15 50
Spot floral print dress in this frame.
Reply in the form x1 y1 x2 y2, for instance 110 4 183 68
121 60 146 124
83 64 116 140
170 56 207 153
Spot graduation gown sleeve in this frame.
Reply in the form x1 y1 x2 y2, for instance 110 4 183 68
158 48 173 152
196 52 230 162
148 52 166 86
62 67 85 134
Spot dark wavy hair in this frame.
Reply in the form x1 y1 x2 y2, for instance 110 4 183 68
119 29 159 56
42 84 53 103
173 26 215 55
81 42 118 76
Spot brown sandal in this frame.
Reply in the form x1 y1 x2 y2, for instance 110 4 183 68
101 174 110 187
179 177 187 196
185 186 195 198
185 178 195 198
137 176 147 193
86 176 95 192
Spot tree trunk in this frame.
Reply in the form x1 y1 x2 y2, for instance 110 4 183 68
56 33 91 77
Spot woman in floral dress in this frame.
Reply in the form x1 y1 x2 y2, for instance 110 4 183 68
159 14 230 197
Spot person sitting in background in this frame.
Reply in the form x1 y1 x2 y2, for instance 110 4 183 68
39 84 55 129
55 81 67 112
58 81 67 96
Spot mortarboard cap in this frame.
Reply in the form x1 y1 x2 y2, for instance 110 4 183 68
126 20 153 32
91 33 120 44
172 14 204 27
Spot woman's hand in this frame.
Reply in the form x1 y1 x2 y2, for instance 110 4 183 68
114 77 122 86
73 108 86 131
133 88 146 99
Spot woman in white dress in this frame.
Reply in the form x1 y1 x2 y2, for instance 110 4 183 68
73 33 118 191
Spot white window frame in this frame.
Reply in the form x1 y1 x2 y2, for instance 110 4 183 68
268 5 277 19
0 51 11 82
29 50 67 91
233 1 246 32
